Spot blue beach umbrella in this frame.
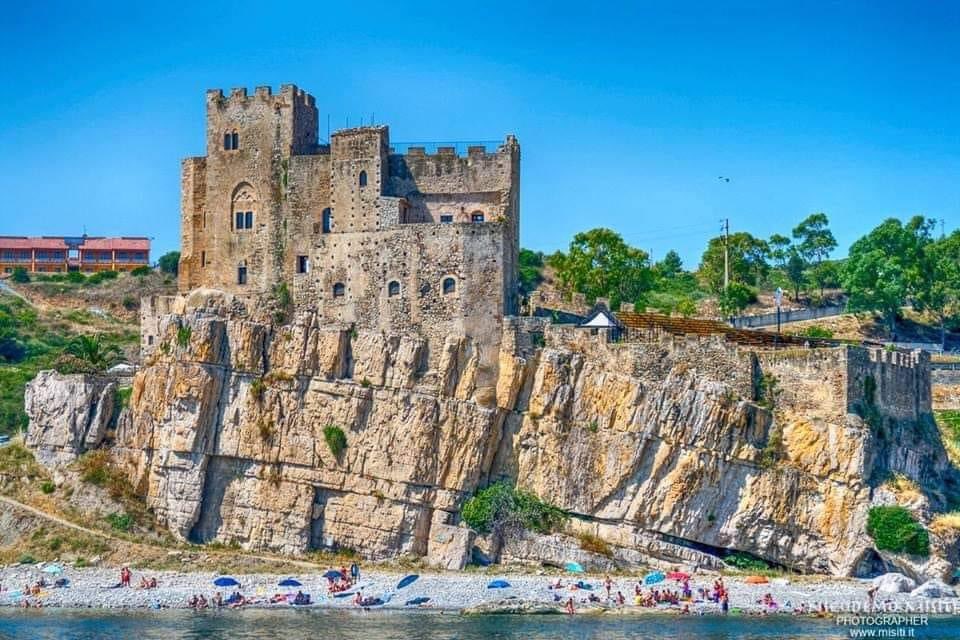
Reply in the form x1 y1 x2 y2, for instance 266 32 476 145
41 564 64 575
213 576 240 587
564 562 585 574
644 571 665 585
487 580 511 589
396 574 419 589
323 570 344 580
405 596 430 606
278 578 302 587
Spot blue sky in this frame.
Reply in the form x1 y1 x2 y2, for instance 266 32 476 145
1 1 957 267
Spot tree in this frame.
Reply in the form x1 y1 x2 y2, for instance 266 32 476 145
698 232 769 294
843 216 934 337
548 228 653 310
655 250 683 279
914 230 960 349
793 213 837 297
10 267 29 283
784 250 807 302
518 248 544 294
63 334 123 371
767 234 792 270
718 282 755 317
157 251 181 276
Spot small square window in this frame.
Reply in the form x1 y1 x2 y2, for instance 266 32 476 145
471 213 485 223
440 215 453 223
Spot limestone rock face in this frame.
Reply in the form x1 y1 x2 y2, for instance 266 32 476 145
24 371 117 466
24 304 960 580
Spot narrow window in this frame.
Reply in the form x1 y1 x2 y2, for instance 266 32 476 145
201 251 206 267
440 214 453 223
148 335 154 346
231 131 239 150
297 255 309 274
387 281 400 297
359 170 368 188
333 282 345 298
224 133 232 150
442 277 456 295
471 212 485 223
245 211 253 229
235 211 244 230
237 266 247 285
322 208 332 233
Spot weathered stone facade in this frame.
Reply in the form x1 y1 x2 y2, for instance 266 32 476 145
172 84 519 376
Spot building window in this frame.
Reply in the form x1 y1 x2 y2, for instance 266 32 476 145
442 277 456 295
201 251 206 267
224 131 238 150
359 170 367 188
440 214 453 223
322 208 332 233
237 266 247 285
333 282 345 298
297 255 309 274
471 212 485 223
387 281 400 297
232 183 257 231
224 133 231 150
148 335 154 346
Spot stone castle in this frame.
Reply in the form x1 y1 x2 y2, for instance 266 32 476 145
176 84 519 366
21 84 960 580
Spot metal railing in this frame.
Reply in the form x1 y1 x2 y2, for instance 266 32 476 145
389 140 503 155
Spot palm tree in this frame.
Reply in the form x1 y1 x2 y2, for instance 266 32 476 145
64 334 122 371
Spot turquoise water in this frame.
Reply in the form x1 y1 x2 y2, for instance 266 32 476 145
1 610 960 639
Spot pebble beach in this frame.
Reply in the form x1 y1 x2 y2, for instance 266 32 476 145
2 564 959 616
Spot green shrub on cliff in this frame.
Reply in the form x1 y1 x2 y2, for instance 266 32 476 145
461 481 567 537
867 506 929 556
323 425 347 458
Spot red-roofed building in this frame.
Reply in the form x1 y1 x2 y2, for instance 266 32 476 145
0 236 150 275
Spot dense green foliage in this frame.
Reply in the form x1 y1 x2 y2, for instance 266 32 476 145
106 512 134 532
323 425 347 458
549 228 653 310
460 481 567 537
11 268 29 283
158 251 181 275
866 506 930 556
518 249 545 294
724 551 770 571
130 265 152 277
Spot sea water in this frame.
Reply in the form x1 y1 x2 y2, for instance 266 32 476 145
1 609 960 640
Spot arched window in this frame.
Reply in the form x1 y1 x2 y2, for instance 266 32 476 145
333 282 346 298
231 183 257 231
359 170 368 188
387 281 400 297
442 277 457 295
231 131 239 150
322 208 332 233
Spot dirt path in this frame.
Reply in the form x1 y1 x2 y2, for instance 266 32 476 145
0 494 325 571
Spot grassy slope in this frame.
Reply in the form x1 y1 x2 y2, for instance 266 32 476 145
0 271 174 437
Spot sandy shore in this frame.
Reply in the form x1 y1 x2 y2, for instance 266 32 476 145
2 565 958 615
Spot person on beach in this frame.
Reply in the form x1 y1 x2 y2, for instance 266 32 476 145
616 591 625 606
213 591 223 607
721 593 729 615
354 590 363 606
351 562 360 583
565 597 575 615
867 585 877 612
604 575 612 599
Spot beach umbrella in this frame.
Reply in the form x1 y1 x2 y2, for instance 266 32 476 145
278 578 302 587
213 576 240 587
644 571 665 585
396 574 419 589
666 571 690 581
744 575 769 585
564 562 585 574
323 570 345 580
487 580 511 589
405 596 430 606
41 564 64 575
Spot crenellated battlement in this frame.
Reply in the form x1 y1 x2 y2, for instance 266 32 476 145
206 84 316 108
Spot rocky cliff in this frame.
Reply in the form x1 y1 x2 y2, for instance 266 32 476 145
24 297 960 580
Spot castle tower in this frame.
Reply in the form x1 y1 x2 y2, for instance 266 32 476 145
328 127 390 233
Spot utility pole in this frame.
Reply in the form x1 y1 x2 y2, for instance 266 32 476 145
722 218 730 291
